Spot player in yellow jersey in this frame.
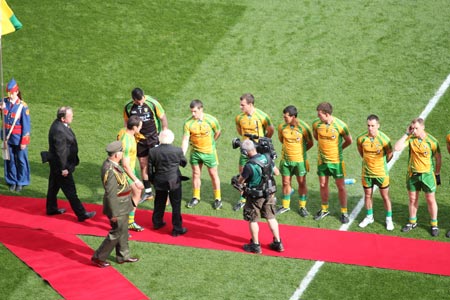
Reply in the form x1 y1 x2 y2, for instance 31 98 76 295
394 118 441 237
312 102 352 224
356 115 394 231
117 116 145 231
276 105 313 217
181 100 222 210
233 93 274 211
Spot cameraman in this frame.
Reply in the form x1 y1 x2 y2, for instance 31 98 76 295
236 139 283 254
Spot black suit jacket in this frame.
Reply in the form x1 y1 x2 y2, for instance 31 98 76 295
148 144 187 191
48 119 79 173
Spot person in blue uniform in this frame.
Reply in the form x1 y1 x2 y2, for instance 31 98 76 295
1 78 30 192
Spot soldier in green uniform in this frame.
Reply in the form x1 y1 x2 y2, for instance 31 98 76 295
91 141 139 267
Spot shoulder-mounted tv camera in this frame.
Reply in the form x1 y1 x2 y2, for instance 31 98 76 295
231 133 277 159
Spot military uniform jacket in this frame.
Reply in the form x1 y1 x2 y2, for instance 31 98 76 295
101 159 133 219
2 97 31 146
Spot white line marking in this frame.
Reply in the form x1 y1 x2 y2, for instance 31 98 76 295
290 73 450 300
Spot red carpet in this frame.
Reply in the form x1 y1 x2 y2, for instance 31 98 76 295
2 195 450 299
0 196 147 300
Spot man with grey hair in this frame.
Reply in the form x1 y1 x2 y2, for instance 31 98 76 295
45 106 96 222
237 139 283 254
148 129 188 236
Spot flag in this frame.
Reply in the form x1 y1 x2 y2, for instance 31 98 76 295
1 0 22 36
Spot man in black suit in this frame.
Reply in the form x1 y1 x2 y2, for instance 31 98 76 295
148 129 187 236
45 106 96 222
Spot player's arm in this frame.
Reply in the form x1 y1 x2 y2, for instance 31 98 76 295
123 102 132 126
160 113 168 131
434 151 442 175
123 110 129 126
342 133 352 150
304 126 314 150
386 144 394 162
357 140 364 158
214 129 221 141
265 124 274 138
395 124 415 152
312 122 319 141
313 131 318 141
394 132 410 152
181 135 190 156
121 156 139 183
277 125 283 144
235 123 242 136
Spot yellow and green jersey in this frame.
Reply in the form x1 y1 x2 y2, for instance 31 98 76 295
278 120 312 162
183 113 221 154
406 133 440 174
123 96 165 146
235 108 272 139
357 131 392 177
117 129 138 174
312 117 350 164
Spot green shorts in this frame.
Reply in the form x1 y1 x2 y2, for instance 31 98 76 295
190 150 218 168
317 162 346 179
406 172 436 193
362 176 389 189
279 160 309 177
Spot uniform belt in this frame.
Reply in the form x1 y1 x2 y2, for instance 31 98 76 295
117 190 131 197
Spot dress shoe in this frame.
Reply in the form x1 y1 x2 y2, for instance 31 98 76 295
15 185 23 192
153 221 166 230
172 227 188 237
117 257 139 264
78 211 96 222
91 257 110 268
9 184 16 192
47 208 67 215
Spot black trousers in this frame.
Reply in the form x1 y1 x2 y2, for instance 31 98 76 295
152 186 183 231
46 170 86 217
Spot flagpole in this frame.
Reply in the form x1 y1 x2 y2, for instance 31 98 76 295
0 0 6 153
0 0 6 155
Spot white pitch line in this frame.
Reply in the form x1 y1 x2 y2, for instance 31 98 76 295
290 73 450 300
